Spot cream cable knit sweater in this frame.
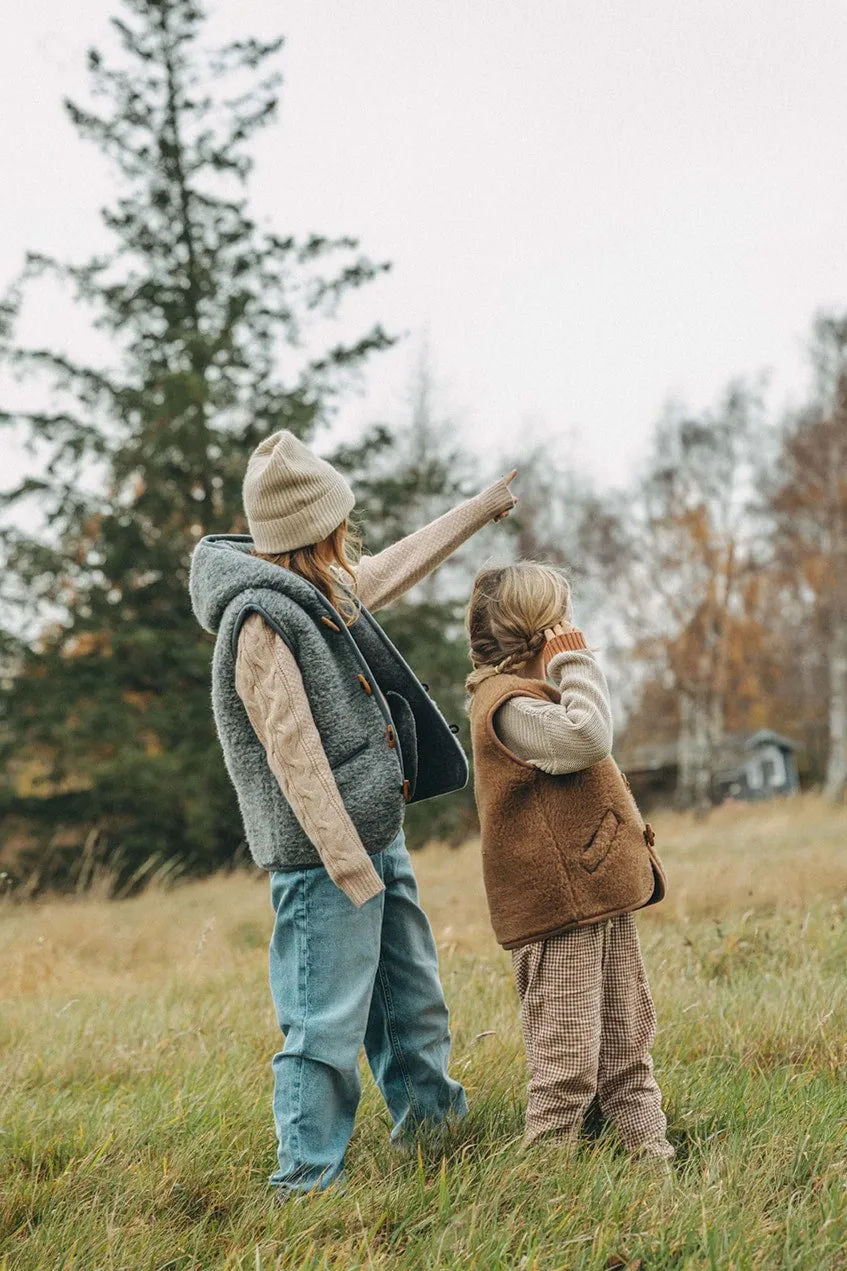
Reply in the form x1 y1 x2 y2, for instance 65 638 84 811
235 480 515 905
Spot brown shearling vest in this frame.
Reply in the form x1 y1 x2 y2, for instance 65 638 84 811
469 673 666 950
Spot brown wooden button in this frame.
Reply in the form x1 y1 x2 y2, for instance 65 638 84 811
402 779 411 802
357 674 372 695
321 616 341 632
386 724 396 749
644 823 655 848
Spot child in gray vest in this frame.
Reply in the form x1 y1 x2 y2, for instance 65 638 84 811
190 430 516 1195
466 562 673 1164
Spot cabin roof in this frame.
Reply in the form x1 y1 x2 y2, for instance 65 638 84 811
743 729 799 752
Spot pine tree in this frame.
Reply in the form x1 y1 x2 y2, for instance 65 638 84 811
0 0 391 891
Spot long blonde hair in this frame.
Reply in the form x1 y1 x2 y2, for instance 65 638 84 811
253 520 362 625
466 562 572 692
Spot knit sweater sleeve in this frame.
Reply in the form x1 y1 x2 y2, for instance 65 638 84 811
235 614 384 906
493 631 614 775
355 479 516 612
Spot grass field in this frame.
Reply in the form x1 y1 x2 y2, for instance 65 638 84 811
2 795 847 1270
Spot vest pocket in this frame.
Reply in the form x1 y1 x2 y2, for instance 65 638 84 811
581 809 621 874
330 738 370 771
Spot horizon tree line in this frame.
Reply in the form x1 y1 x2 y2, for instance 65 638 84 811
0 0 843 893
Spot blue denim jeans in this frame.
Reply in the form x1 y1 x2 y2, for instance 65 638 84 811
268 830 467 1192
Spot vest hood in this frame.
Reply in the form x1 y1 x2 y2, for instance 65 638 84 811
189 533 333 634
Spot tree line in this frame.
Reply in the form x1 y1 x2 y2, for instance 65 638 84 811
1 0 844 894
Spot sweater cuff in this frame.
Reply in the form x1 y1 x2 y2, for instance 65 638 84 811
542 629 588 667
477 478 517 522
337 855 386 907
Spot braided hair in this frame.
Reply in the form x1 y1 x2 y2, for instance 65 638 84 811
465 562 572 693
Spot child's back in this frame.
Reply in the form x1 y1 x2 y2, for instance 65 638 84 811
466 563 673 1162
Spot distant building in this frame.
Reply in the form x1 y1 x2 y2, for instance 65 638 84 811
617 729 802 809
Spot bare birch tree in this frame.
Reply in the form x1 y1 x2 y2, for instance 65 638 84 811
770 314 847 802
617 385 766 809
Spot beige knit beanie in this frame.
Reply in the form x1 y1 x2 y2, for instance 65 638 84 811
243 431 356 554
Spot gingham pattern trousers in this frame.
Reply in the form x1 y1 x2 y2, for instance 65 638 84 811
512 913 669 1151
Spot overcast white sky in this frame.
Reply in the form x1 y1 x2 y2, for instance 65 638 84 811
2 0 847 489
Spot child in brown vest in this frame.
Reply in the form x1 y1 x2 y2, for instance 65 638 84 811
466 562 673 1162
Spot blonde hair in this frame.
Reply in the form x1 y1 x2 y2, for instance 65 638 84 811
466 562 572 692
253 519 362 625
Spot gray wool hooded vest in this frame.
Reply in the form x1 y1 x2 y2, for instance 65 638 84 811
189 535 469 872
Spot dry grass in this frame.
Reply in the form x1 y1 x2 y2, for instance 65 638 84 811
2 794 846 1269
3 794 842 996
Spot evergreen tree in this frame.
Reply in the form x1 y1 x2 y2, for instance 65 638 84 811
0 0 391 891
